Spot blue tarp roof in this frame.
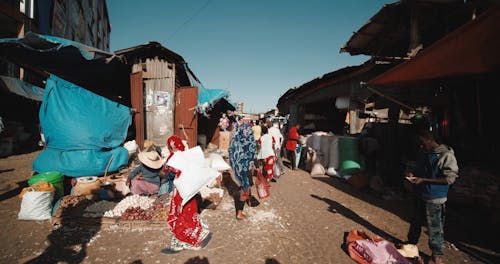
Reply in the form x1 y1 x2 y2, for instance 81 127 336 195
198 86 229 107
0 32 130 104
197 86 236 114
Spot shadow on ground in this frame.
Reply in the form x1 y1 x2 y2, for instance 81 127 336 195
21 198 101 264
312 175 500 264
0 179 28 202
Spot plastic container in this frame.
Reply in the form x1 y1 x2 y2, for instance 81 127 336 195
341 160 361 175
338 136 362 175
28 171 64 200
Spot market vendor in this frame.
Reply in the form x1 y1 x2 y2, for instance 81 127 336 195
126 151 163 195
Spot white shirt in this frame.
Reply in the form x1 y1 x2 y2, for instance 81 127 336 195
268 126 283 150
257 134 275 159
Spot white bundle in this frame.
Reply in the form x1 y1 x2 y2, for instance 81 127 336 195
123 140 138 154
311 134 322 152
310 162 326 176
329 137 340 169
208 153 231 171
326 167 338 176
103 194 155 218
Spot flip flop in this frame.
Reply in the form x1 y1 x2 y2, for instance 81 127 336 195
161 248 182 254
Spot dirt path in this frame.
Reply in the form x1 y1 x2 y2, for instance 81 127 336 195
0 151 497 263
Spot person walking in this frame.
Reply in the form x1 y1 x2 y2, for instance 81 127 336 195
285 123 300 170
229 121 258 220
268 121 286 175
252 120 262 141
165 135 210 251
257 125 276 182
406 129 459 264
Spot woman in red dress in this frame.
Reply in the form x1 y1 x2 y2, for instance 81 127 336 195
164 135 210 251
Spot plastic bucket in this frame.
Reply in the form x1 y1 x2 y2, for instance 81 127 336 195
341 160 361 175
338 137 361 175
28 171 64 200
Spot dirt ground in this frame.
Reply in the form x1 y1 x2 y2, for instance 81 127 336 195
1 151 499 264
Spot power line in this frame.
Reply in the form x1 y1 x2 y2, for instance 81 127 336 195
166 0 212 41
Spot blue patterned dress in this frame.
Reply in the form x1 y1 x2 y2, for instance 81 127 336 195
229 122 257 192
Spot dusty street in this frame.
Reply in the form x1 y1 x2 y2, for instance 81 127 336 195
0 151 498 264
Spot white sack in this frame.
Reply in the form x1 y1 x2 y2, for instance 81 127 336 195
209 153 231 171
326 167 338 176
320 135 335 168
18 190 54 221
311 134 321 152
310 163 325 176
168 146 221 206
329 137 339 169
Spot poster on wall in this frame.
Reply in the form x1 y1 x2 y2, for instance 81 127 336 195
154 91 171 108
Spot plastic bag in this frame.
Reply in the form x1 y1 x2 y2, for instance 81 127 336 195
255 170 270 199
18 190 54 220
273 162 281 179
346 229 411 264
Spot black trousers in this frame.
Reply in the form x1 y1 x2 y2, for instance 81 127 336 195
287 149 296 169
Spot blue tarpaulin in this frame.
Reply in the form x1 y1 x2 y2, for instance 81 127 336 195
198 86 229 107
197 86 235 114
0 31 112 60
33 75 132 177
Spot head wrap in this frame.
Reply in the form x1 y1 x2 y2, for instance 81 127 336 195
167 135 185 152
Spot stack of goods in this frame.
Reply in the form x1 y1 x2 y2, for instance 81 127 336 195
53 195 93 218
103 194 155 218
73 176 101 199
150 203 169 221
19 181 55 198
121 206 153 220
82 200 117 218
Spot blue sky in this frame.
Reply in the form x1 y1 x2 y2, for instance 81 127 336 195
108 0 390 113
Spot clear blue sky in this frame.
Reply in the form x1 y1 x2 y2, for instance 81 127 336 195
108 0 390 113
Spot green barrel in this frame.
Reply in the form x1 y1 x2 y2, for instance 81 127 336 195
28 171 64 200
338 137 361 175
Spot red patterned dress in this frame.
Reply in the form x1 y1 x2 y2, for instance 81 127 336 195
165 135 210 251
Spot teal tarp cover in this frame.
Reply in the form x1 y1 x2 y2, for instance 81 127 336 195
33 75 132 177
197 86 236 114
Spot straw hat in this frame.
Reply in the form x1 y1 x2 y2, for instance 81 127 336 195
138 151 163 169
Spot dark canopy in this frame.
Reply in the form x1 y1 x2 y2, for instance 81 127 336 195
0 32 130 105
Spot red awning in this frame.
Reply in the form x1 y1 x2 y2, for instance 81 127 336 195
368 4 500 87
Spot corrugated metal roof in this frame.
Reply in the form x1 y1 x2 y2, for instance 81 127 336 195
115 42 195 88
340 0 484 58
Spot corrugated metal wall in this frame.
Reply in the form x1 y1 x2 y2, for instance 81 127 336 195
175 86 198 148
131 57 176 147
130 71 144 150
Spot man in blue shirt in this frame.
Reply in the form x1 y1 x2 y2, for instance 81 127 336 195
406 130 459 264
